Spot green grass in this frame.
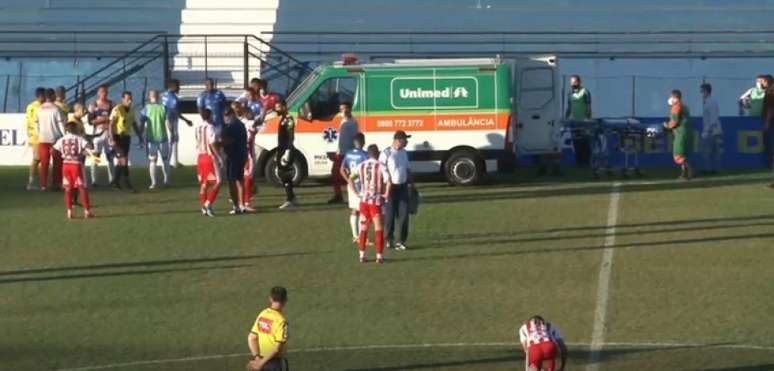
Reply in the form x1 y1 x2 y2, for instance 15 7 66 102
1 167 773 370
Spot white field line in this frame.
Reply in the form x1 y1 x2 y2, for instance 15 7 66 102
56 341 774 371
586 182 621 371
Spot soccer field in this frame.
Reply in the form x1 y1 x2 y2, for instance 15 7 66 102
1 167 773 371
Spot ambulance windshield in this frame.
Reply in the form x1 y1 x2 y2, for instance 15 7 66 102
287 66 322 107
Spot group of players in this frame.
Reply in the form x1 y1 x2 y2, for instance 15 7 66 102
24 77 283 219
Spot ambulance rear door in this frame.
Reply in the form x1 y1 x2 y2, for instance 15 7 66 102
513 57 560 155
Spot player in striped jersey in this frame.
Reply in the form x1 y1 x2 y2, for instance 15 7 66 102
53 122 95 219
518 315 567 371
340 132 368 243
357 144 390 264
87 85 114 187
195 109 222 217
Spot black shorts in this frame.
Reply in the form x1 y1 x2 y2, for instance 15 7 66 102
226 155 246 182
261 358 288 371
113 135 131 159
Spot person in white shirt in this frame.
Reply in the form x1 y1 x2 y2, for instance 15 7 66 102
700 83 723 174
379 130 412 250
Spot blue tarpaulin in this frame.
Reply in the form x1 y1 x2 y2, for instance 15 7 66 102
555 117 769 169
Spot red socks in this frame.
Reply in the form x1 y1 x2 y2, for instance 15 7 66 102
375 230 384 254
79 188 91 210
207 185 220 204
243 177 253 205
199 191 206 205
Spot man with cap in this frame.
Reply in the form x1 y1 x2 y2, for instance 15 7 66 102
379 130 412 250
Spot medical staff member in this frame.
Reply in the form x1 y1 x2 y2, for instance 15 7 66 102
565 74 593 166
700 83 722 175
665 89 693 180
739 75 769 117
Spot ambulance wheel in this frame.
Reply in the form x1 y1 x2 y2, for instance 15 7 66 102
265 152 306 187
444 150 484 186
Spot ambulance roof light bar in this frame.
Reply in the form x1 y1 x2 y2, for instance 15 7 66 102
391 57 502 66
332 53 360 66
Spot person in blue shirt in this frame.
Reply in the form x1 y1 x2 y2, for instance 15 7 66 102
245 88 263 121
162 79 192 167
339 132 369 243
197 78 227 126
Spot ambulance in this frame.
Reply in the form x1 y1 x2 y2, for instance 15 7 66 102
254 56 561 186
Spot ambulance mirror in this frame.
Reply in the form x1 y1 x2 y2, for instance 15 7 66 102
299 102 313 121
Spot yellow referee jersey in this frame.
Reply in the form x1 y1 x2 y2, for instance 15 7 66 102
25 100 42 145
250 308 288 358
110 104 136 136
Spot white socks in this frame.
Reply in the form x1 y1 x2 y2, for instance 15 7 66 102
149 162 157 186
349 214 359 239
161 161 170 184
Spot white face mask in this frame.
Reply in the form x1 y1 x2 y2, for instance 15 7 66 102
757 82 764 89
668 97 677 106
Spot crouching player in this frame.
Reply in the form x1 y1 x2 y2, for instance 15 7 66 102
195 109 222 217
54 121 95 219
357 144 389 263
519 315 567 371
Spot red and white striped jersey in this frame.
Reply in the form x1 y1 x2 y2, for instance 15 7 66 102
53 133 89 164
358 159 387 206
519 319 562 347
195 121 220 156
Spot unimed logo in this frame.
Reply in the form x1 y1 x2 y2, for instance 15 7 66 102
391 77 478 109
0 129 26 146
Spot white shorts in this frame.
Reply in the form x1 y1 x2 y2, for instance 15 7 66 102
147 141 170 161
347 187 361 210
92 132 112 155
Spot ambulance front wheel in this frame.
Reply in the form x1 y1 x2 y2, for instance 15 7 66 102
444 150 484 186
265 152 306 187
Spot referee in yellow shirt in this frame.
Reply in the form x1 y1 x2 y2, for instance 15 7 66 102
247 286 289 371
109 91 143 192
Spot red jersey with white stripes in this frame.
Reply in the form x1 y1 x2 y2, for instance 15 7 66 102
53 133 89 164
358 159 386 206
195 121 220 156
519 318 562 347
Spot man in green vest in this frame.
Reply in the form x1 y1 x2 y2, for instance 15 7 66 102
664 89 693 180
739 75 769 117
566 75 593 166
141 90 171 189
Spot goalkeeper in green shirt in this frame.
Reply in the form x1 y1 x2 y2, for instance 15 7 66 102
141 90 172 189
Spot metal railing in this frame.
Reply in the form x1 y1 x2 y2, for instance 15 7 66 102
259 30 774 59
0 30 165 58
62 33 314 104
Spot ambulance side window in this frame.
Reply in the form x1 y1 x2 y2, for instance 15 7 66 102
519 68 554 110
305 77 358 120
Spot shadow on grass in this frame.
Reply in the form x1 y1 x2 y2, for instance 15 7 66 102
421 175 770 206
0 250 326 279
413 219 774 251
393 231 774 263
342 344 705 371
703 364 774 371
0 263 254 284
